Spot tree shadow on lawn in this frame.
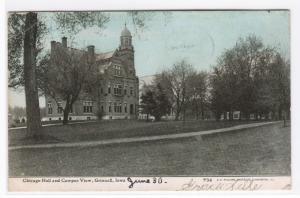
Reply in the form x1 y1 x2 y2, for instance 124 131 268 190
9 128 64 146
11 133 63 146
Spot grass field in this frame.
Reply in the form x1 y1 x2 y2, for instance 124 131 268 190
9 120 264 146
9 122 290 176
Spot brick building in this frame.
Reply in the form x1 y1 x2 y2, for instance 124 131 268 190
44 25 139 121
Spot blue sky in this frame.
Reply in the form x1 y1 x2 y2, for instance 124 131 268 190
8 10 290 107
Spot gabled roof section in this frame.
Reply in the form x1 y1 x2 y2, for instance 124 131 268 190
95 50 115 61
52 41 116 62
98 62 112 74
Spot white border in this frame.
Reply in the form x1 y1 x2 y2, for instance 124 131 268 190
1 0 300 197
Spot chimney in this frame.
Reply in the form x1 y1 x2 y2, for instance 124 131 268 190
50 41 56 54
87 45 95 57
62 37 67 47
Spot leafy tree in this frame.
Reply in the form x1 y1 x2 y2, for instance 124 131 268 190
8 11 173 131
152 83 172 121
210 35 290 121
8 13 46 88
39 46 98 124
267 53 290 119
54 12 110 35
187 71 208 120
210 67 228 120
140 85 156 121
140 83 171 121
8 11 110 136
8 13 25 88
8 106 26 120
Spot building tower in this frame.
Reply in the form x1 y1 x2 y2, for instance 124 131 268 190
120 23 133 50
118 24 135 77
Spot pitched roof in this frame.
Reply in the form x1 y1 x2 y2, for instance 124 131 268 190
121 26 131 37
52 41 115 61
95 51 115 61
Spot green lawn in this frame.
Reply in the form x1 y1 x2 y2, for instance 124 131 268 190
9 120 264 146
9 123 290 176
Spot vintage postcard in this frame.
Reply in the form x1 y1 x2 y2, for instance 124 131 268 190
7 10 291 191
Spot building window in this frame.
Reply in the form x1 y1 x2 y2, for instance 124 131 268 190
114 84 122 95
108 83 111 94
233 112 239 119
130 87 133 95
100 87 103 94
109 102 112 112
114 102 122 113
47 102 53 114
57 102 63 114
124 103 127 113
130 104 134 114
83 101 93 113
124 87 127 95
114 65 121 76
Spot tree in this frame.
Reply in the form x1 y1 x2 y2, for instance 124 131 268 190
252 47 277 119
210 67 228 120
187 71 208 120
8 106 26 120
267 53 290 119
152 83 172 121
8 12 47 137
140 85 156 121
23 12 42 137
40 45 98 124
8 13 25 88
8 12 110 136
210 35 290 121
158 60 195 120
140 83 171 121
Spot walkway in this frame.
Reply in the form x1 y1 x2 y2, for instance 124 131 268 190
9 120 97 131
9 121 281 151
